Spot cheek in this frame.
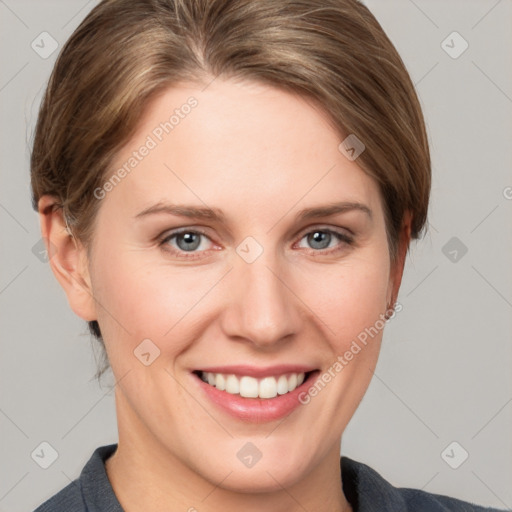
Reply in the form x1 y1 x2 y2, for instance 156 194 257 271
90 248 218 355
295 251 391 347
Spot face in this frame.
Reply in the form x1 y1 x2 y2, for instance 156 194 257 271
67 78 405 491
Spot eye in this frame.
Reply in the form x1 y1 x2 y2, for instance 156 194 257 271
296 228 353 254
158 226 354 260
159 229 215 259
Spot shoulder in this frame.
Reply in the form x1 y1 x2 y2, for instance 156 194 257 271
399 487 504 512
32 480 85 512
340 456 505 512
32 444 120 512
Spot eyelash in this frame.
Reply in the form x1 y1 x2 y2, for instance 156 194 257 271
158 226 354 260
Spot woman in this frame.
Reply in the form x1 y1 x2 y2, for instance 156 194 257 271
30 0 505 510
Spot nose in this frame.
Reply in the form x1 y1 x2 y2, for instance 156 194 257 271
220 250 302 349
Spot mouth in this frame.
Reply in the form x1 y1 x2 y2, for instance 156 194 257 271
192 369 317 399
190 364 321 422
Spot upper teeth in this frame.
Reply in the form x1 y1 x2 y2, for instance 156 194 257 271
200 371 306 399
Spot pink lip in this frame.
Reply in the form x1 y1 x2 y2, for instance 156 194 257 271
195 364 317 379
191 369 320 423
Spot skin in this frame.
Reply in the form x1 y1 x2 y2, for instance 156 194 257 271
39 77 411 512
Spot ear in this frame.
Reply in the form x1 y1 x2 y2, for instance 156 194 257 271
387 211 413 309
38 195 97 322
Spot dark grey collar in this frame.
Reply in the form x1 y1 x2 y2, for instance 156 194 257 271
73 444 500 512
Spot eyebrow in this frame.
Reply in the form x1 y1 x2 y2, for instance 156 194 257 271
134 201 372 223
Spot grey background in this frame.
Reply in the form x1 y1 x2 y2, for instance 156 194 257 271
0 0 511 510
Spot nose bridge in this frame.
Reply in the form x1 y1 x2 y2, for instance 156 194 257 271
222 243 300 346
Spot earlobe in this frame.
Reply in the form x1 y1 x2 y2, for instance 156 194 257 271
38 195 97 322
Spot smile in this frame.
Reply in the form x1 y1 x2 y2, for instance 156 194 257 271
191 364 320 422
197 371 307 399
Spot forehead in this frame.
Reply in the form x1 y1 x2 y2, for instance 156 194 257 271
102 78 383 224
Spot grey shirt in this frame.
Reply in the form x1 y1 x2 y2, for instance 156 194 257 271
33 444 505 512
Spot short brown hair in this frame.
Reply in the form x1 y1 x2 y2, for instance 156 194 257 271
30 0 431 380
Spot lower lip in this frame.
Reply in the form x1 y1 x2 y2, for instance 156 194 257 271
192 371 320 423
